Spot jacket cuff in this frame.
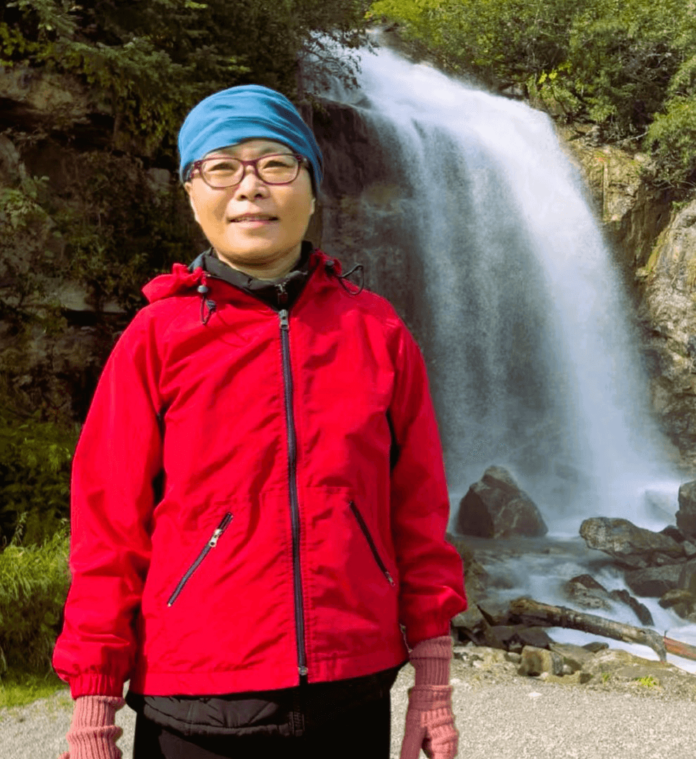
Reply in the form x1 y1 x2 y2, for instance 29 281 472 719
404 618 452 649
69 673 126 699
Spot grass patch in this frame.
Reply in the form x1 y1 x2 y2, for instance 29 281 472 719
634 675 659 688
0 669 68 710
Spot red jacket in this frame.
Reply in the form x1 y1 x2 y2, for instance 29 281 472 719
53 249 466 698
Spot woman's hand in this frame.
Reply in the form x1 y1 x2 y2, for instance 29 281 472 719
60 695 125 759
400 635 458 759
400 685 458 759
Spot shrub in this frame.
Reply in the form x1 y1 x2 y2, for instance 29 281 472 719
568 0 686 139
0 529 70 675
0 412 77 546
645 96 696 191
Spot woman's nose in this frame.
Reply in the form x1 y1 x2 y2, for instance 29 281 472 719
234 164 268 199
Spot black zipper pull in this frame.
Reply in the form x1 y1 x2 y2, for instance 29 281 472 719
276 282 289 307
279 309 289 331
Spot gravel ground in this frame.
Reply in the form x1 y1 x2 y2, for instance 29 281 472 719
3 647 696 759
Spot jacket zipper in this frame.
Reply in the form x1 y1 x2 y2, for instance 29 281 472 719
349 501 395 586
167 512 233 606
279 307 308 678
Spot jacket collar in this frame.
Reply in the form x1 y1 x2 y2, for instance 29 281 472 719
190 241 314 311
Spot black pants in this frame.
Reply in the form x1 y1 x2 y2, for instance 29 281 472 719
132 690 392 759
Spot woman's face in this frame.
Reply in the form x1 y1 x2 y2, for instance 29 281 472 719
185 138 315 278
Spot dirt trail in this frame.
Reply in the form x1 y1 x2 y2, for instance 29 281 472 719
3 652 696 759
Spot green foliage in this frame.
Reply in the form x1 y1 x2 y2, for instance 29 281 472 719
633 674 659 688
0 669 67 709
0 412 77 546
1 0 370 157
568 0 688 139
0 529 70 675
55 151 199 314
646 96 696 190
371 0 696 195
370 0 581 87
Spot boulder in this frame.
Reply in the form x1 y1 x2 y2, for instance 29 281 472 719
457 466 548 539
549 642 595 673
563 573 653 624
489 625 553 652
477 598 512 627
608 588 654 626
659 589 696 622
661 525 687 543
451 605 505 649
660 588 693 608
579 517 686 569
563 574 612 611
677 481 696 539
583 641 609 654
677 560 696 593
624 564 684 597
518 646 564 677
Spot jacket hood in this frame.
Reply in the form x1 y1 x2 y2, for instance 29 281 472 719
142 263 205 304
141 250 346 305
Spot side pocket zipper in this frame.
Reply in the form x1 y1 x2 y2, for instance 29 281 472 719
167 512 233 607
349 501 395 587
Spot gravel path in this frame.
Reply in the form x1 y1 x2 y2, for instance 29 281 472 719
3 650 696 759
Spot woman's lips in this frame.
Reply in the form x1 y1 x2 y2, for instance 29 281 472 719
230 214 278 225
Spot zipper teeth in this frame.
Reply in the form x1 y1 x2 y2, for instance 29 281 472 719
279 308 307 677
167 512 233 607
349 501 395 586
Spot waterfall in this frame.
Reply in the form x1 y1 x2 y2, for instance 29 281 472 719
316 45 679 531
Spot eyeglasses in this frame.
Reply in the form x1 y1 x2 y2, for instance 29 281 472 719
188 153 308 189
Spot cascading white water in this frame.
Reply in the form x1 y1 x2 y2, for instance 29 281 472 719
320 45 679 530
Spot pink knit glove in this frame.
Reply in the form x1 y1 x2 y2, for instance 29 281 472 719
400 635 458 759
59 695 125 759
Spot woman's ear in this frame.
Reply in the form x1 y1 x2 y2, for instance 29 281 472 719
184 182 201 224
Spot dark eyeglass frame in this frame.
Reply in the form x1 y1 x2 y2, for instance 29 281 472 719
187 153 309 188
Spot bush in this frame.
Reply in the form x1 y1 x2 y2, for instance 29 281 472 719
370 0 581 88
568 0 686 139
371 0 696 196
646 96 696 190
0 412 77 546
0 529 70 675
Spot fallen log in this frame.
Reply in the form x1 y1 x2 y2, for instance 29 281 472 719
664 635 696 662
509 597 670 661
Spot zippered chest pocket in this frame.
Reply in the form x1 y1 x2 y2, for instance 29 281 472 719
349 501 395 587
167 512 233 606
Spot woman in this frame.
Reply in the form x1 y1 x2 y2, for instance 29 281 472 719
54 84 467 759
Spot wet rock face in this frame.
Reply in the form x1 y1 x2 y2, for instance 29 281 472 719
564 574 653 625
639 201 696 468
659 588 696 622
677 481 696 539
559 129 671 276
579 517 687 569
456 466 548 539
624 564 686 597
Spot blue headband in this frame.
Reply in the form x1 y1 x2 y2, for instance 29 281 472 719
178 85 323 188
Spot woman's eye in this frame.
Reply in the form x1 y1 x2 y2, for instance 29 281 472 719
207 160 238 173
263 157 295 169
